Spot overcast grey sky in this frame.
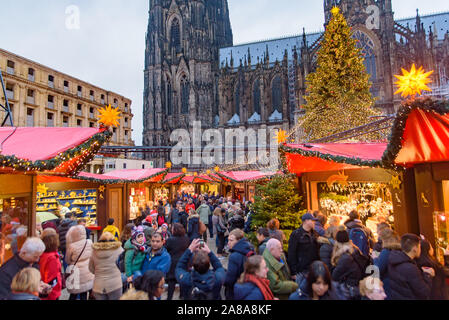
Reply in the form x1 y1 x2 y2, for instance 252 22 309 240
0 0 448 145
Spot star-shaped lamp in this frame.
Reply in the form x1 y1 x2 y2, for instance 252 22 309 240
394 64 433 98
275 130 288 144
390 175 402 190
98 104 121 127
331 6 340 15
37 184 48 195
98 185 106 193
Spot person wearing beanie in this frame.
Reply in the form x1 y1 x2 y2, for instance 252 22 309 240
331 229 366 300
159 224 171 242
123 226 148 283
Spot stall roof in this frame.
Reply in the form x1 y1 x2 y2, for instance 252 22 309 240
281 98 449 174
102 168 168 183
161 172 186 184
0 127 110 175
182 175 214 184
216 170 280 183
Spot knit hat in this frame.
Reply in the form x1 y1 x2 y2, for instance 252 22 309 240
161 223 168 229
132 226 145 241
336 230 350 243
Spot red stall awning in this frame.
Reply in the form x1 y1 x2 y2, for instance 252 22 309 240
216 170 280 183
103 168 168 183
162 172 186 184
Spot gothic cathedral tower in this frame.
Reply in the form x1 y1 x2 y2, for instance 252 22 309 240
323 0 396 113
143 0 233 167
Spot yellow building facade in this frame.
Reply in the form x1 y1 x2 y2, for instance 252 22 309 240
0 48 134 146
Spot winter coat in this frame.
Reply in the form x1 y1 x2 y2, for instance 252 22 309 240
169 209 180 225
102 225 120 242
187 213 201 241
57 218 77 251
89 241 124 295
344 219 375 249
39 251 62 300
175 249 225 300
179 211 188 231
373 242 401 298
6 292 40 300
314 222 326 237
387 250 432 300
185 203 195 214
196 204 211 225
331 252 362 287
0 254 39 300
287 226 320 275
258 238 269 256
318 236 335 271
165 235 190 281
224 239 255 300
234 282 264 300
263 248 298 300
228 215 245 232
65 227 94 294
140 247 171 276
415 254 449 300
123 239 148 277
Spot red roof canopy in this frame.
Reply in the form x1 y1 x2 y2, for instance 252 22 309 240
102 168 168 183
162 172 185 184
217 171 280 182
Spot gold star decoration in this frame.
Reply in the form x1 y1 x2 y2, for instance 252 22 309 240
165 161 172 169
182 168 187 174
274 130 288 144
326 171 349 188
98 185 106 193
394 64 434 98
214 166 220 173
206 170 211 175
97 104 121 127
37 184 48 195
194 172 198 176
390 175 402 190
331 6 340 15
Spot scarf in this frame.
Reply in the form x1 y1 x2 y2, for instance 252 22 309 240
244 274 275 300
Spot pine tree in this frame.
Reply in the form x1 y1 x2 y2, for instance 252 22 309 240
301 6 379 141
251 175 306 234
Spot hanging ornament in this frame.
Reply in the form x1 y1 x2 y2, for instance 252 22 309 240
165 161 172 169
182 168 187 174
274 129 288 144
97 104 121 127
394 64 434 98
390 175 402 190
214 166 220 173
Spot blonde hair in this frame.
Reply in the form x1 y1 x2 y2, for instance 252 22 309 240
120 288 149 300
11 267 41 294
328 215 341 227
359 276 384 296
229 228 244 241
99 231 115 241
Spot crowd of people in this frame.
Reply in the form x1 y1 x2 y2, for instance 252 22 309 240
0 192 449 301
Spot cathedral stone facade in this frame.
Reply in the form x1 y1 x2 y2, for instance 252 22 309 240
143 0 449 168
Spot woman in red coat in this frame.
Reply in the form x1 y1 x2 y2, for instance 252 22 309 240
39 232 62 300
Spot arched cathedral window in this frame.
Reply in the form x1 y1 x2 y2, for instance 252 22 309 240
167 82 173 116
181 75 189 114
234 83 240 116
353 30 377 81
271 76 282 113
253 79 261 115
171 18 181 52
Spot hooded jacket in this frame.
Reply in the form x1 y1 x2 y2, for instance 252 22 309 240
263 248 298 300
234 282 264 300
331 250 362 287
387 250 432 300
102 225 121 242
165 235 190 281
318 236 335 271
123 239 148 277
0 254 39 300
258 238 270 255
57 218 77 251
175 249 225 300
229 214 245 232
39 251 62 300
373 242 401 299
196 204 211 225
224 238 255 300
89 240 124 294
287 225 319 275
6 292 40 300
344 219 375 249
140 247 171 276
187 213 201 241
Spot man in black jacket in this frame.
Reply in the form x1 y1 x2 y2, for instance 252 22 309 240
0 237 49 299
287 213 319 284
388 233 434 300
57 212 77 269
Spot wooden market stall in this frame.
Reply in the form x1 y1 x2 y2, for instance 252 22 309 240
0 127 111 266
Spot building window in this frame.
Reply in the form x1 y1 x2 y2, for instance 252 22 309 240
6 83 14 100
114 98 118 108
47 113 54 127
28 68 35 82
63 116 69 127
123 163 127 169
63 99 69 112
234 84 240 116
64 80 69 93
170 18 181 52
90 90 94 101
181 75 189 114
89 122 95 128
353 30 377 81
77 103 83 116
271 76 282 113
124 117 128 126
101 94 105 104
77 119 82 127
77 85 82 97
142 164 145 169
167 82 173 115
89 107 94 118
47 95 54 109
6 104 14 125
125 103 128 112
7 60 15 75
26 108 34 127
113 127 117 142
48 75 54 88
27 89 35 105
253 79 261 115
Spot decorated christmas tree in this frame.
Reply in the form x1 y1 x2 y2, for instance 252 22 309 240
301 7 379 141
251 175 306 247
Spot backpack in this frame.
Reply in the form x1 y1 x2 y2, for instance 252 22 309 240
116 249 137 273
191 287 215 300
348 228 370 257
